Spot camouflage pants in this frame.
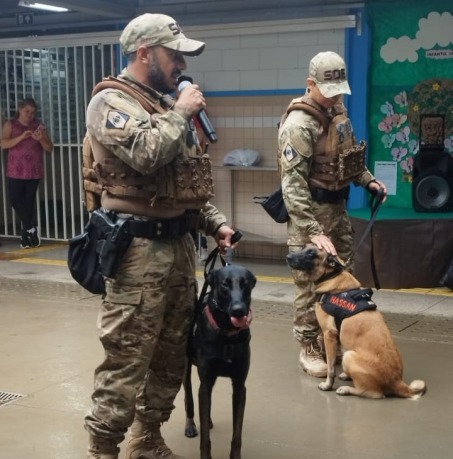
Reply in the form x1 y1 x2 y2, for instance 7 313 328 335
84 233 197 443
289 201 354 345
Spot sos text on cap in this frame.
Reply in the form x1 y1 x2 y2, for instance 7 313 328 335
308 51 351 98
119 13 205 56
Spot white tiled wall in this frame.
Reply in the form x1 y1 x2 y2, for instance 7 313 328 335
187 25 347 91
185 18 349 259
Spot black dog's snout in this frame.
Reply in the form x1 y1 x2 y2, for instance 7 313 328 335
286 248 317 271
230 302 247 318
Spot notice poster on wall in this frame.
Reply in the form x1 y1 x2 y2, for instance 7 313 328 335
374 161 398 195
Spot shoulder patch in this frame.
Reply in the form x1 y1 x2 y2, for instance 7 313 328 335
106 110 129 129
284 145 297 162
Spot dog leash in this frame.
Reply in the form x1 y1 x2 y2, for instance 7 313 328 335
197 230 243 310
344 188 385 289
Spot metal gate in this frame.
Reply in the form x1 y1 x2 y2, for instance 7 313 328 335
0 33 127 241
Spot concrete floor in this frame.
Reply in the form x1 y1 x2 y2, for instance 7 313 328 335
1 239 453 459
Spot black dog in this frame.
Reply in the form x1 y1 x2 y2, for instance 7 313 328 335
183 264 257 459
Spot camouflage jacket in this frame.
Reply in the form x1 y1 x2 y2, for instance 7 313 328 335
85 70 225 235
277 97 374 240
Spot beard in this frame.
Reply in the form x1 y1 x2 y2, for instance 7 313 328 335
147 61 175 94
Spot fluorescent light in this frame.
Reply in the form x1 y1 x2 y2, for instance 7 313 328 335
18 1 69 12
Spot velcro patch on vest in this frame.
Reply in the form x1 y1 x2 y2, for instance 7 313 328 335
106 110 129 129
320 288 376 329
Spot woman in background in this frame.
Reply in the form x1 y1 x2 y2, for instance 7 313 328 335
1 97 53 248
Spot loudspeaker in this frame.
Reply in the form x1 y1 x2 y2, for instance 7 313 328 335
412 150 453 212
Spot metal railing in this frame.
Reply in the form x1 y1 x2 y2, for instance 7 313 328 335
0 36 127 242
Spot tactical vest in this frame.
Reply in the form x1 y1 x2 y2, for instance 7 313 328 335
278 95 367 191
82 76 214 212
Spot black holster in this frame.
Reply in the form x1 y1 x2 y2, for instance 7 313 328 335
90 210 133 279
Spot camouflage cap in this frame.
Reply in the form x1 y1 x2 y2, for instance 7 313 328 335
309 51 351 98
119 13 205 56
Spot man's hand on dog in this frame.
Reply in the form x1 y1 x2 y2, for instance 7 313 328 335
310 234 337 256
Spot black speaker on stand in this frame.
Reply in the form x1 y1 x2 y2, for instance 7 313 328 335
412 114 453 213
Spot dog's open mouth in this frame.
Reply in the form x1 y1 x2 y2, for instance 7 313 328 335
231 316 248 328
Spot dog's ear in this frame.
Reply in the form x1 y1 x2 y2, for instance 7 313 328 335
326 254 346 269
247 271 257 289
206 269 219 287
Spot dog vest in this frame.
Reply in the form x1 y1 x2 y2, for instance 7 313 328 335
320 288 376 331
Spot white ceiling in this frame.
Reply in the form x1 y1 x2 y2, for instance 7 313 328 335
0 0 373 39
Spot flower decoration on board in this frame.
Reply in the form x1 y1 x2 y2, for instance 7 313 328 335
377 78 453 183
407 78 453 151
391 146 408 161
400 156 414 174
377 90 417 182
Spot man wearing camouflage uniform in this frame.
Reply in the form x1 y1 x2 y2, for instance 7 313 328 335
83 13 236 459
278 51 387 378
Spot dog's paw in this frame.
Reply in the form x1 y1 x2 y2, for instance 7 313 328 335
318 381 333 391
336 386 352 396
184 420 198 438
338 372 352 381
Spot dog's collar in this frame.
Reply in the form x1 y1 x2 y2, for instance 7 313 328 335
203 304 253 336
315 266 344 285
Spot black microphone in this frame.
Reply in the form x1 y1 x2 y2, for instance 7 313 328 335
177 76 218 144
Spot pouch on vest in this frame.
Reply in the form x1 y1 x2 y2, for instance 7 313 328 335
82 135 102 212
338 140 367 181
162 154 214 205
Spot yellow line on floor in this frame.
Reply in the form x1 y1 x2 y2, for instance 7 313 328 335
3 243 67 256
4 255 453 295
0 243 68 261
254 275 293 284
383 287 453 297
8 256 295 283
194 272 293 283
11 257 68 266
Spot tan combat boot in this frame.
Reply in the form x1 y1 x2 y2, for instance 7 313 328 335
87 435 119 459
299 338 327 378
125 419 185 459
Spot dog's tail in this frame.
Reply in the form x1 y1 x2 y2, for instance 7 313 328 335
394 379 427 400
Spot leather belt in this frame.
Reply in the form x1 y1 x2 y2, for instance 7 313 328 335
125 212 194 240
310 186 350 204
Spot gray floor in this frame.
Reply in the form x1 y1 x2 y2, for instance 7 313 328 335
1 238 453 459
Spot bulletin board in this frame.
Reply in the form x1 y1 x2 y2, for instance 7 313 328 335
368 0 453 208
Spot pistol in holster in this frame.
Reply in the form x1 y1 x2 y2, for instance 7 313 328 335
90 209 133 279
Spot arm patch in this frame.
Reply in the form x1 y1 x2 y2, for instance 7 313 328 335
106 110 130 130
283 145 297 162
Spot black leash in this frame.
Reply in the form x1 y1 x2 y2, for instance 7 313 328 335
196 230 243 310
345 188 385 289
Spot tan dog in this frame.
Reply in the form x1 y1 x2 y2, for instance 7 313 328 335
286 244 426 400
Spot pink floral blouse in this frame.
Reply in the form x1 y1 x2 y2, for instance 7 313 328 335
6 119 45 180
